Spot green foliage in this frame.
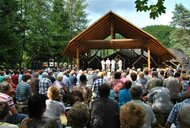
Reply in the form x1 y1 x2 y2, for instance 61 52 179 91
0 0 88 68
170 4 190 56
0 0 21 68
143 25 175 47
135 0 166 19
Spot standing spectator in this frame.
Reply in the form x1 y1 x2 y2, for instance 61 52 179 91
120 102 146 128
130 71 140 86
16 74 32 103
180 74 189 92
163 70 180 103
178 104 190 128
129 86 156 128
118 80 131 108
90 83 120 128
147 80 173 127
145 71 160 92
12 70 18 86
38 72 52 96
137 72 147 92
143 67 152 81
92 72 104 98
165 93 190 128
47 70 56 84
111 72 124 100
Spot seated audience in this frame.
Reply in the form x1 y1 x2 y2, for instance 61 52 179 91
20 94 59 128
44 86 65 128
0 102 19 128
0 81 27 124
67 102 90 128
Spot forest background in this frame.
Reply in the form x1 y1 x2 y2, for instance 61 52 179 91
0 0 190 68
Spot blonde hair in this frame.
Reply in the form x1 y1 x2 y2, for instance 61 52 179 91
120 102 146 128
47 86 60 100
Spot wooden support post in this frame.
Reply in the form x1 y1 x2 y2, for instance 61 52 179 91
148 44 151 70
76 43 80 71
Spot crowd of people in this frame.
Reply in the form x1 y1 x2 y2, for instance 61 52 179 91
0 66 190 128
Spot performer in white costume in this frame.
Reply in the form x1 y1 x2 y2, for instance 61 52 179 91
111 59 116 72
101 59 106 71
105 58 110 71
117 59 122 70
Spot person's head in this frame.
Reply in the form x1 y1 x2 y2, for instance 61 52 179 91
28 94 46 119
155 79 163 87
22 74 31 82
67 102 90 128
120 102 146 128
56 74 63 81
3 75 12 83
143 67 149 75
152 71 158 77
0 102 9 120
42 72 48 78
98 83 110 98
130 72 137 81
167 70 174 77
71 90 84 105
114 72 121 79
181 74 189 80
121 72 127 78
174 71 181 78
124 80 132 89
80 74 87 83
97 72 103 78
138 72 144 79
0 81 10 94
178 104 190 128
47 86 60 100
129 86 142 100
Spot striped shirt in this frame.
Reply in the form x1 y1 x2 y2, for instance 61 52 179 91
16 82 32 101
0 92 14 107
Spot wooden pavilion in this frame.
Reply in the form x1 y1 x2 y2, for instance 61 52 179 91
63 11 176 70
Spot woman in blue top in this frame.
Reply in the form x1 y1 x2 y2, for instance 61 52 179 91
118 80 132 108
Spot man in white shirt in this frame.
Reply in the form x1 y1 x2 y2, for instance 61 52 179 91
105 58 110 71
101 59 106 71
111 59 116 72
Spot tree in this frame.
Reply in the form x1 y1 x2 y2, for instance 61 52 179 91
143 25 175 47
135 0 166 19
0 0 22 68
64 0 88 39
170 4 190 56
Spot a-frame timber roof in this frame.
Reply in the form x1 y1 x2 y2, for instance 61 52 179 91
63 11 176 61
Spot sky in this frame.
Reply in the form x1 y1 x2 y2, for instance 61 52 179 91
85 0 190 28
